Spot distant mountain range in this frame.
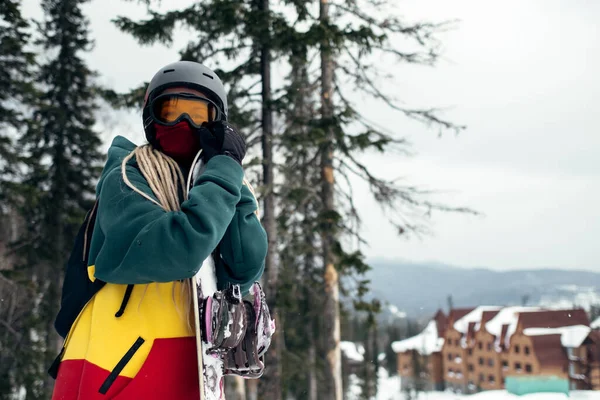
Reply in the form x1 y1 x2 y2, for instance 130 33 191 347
365 259 600 319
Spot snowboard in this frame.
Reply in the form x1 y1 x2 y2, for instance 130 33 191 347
192 256 225 400
188 156 226 400
188 155 271 399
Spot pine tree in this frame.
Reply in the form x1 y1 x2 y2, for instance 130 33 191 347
12 0 103 396
277 43 324 399
0 2 37 398
0 0 35 203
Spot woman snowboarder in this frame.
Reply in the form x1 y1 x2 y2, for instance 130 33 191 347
51 61 267 400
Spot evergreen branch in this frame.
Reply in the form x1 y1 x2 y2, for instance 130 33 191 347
334 196 368 245
370 44 438 65
245 131 264 149
112 9 185 46
335 166 363 235
180 39 251 62
340 44 465 134
120 0 156 5
337 154 477 236
333 81 413 155
98 84 146 110
331 1 455 46
0 318 21 338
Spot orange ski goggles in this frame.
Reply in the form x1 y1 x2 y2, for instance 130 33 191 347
150 93 221 128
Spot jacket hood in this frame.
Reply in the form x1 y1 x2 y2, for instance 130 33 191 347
96 135 138 196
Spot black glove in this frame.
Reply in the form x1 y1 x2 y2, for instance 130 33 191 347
197 121 246 165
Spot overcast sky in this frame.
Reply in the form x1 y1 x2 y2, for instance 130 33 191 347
22 0 600 272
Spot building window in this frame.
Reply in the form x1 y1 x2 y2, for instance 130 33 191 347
468 364 474 372
502 360 509 369
525 364 532 373
489 375 495 384
479 373 484 383
515 345 520 354
487 342 492 351
515 362 522 372
479 357 484 366
488 358 494 367
524 346 530 355
479 342 483 350
468 348 473 356
448 353 452 361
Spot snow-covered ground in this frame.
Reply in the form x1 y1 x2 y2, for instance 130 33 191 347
388 391 600 400
348 368 600 400
341 341 366 362
376 368 401 400
346 368 402 400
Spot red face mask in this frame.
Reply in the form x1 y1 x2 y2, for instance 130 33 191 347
154 121 201 167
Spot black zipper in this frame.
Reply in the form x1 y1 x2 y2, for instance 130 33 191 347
99 336 145 395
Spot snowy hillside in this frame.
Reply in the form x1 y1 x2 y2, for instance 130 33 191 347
367 261 600 317
540 285 600 311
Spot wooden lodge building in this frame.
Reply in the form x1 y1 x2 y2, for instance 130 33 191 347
393 306 600 394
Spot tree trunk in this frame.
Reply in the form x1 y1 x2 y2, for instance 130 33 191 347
44 279 62 395
44 131 68 396
233 376 247 400
257 0 282 398
305 219 318 400
363 324 377 399
320 0 342 399
308 340 318 400
247 379 258 400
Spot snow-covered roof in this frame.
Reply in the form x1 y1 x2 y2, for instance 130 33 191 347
484 306 541 349
524 325 592 348
340 341 365 362
391 320 444 355
592 317 600 330
388 304 407 319
453 306 502 334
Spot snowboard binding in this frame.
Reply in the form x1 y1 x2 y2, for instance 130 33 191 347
199 282 275 378
201 284 247 354
223 282 275 378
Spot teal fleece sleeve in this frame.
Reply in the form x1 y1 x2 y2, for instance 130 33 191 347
93 155 243 284
217 185 267 293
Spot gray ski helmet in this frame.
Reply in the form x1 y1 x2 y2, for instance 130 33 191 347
142 61 228 144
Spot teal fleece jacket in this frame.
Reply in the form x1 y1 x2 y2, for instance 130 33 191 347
87 136 266 294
